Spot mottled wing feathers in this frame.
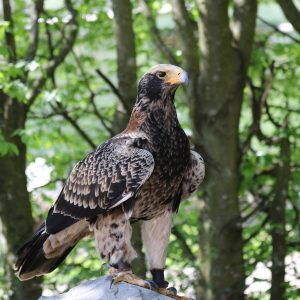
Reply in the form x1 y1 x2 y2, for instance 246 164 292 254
181 150 205 199
54 138 155 219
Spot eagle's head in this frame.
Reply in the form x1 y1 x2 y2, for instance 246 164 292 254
136 64 189 105
126 64 188 133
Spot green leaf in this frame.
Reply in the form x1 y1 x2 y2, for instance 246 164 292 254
0 132 19 156
4 80 27 103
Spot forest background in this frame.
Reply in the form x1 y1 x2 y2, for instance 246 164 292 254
1 0 300 299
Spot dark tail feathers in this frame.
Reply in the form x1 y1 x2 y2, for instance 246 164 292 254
15 223 74 281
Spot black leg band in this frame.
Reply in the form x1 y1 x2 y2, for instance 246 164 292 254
151 269 168 288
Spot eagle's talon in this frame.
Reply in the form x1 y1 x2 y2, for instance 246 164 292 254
109 267 120 277
157 287 191 300
111 272 150 290
167 287 177 295
145 279 159 289
161 280 169 288
101 262 121 277
143 280 154 290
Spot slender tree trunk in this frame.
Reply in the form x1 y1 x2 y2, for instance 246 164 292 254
190 1 257 299
0 95 42 300
171 0 200 127
1 0 42 298
270 136 290 300
111 0 147 278
111 0 137 131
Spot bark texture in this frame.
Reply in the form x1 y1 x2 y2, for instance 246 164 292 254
194 2 257 299
111 0 137 131
0 98 42 300
171 0 200 119
196 4 245 299
270 137 290 300
171 1 257 299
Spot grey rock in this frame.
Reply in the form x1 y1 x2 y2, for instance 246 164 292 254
39 276 173 300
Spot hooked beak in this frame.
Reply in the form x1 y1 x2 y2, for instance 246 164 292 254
165 69 189 86
179 70 189 86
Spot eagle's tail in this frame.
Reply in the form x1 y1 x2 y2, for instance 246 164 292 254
14 223 75 281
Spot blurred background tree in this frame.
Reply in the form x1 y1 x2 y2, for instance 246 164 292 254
1 0 300 300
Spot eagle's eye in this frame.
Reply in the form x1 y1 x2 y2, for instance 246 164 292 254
156 71 166 79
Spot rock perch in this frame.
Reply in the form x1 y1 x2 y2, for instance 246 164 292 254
39 276 173 300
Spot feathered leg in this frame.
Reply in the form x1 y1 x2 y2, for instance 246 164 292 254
142 210 192 300
93 209 137 267
93 209 150 288
141 209 173 288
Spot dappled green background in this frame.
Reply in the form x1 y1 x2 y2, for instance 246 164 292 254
1 1 300 300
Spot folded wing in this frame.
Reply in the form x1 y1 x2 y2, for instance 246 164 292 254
53 138 155 220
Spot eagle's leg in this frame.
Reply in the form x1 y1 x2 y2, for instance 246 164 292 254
93 209 137 272
141 210 173 288
141 211 193 300
93 210 152 288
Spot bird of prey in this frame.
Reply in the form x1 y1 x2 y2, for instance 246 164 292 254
15 64 205 297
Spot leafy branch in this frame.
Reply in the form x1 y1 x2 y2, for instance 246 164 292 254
50 102 97 149
27 0 78 109
95 68 129 113
242 60 275 151
171 227 196 261
2 0 17 62
140 0 178 65
277 0 300 35
71 52 115 136
257 16 300 44
244 215 270 244
25 0 44 62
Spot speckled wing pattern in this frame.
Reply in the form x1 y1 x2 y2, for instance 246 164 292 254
53 138 155 219
181 150 205 199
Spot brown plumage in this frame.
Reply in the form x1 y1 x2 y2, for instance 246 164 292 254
15 64 205 289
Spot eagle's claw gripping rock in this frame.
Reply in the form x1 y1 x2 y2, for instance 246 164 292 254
145 279 159 289
167 287 177 295
111 272 152 290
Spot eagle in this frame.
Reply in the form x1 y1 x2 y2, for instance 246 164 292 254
15 64 205 296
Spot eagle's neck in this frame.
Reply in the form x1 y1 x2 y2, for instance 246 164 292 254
126 92 179 135
127 94 188 153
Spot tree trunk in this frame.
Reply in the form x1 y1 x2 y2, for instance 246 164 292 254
111 0 137 132
270 136 290 300
190 1 257 299
111 0 146 278
0 95 42 300
1 0 43 298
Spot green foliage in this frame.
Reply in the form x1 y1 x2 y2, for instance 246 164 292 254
240 21 300 300
0 131 19 156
